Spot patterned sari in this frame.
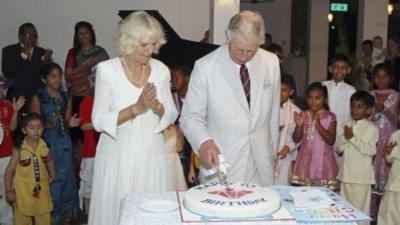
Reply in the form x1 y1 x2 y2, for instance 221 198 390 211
65 46 108 97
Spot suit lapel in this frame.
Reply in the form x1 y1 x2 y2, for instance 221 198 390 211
217 59 250 112
249 58 266 115
16 43 23 52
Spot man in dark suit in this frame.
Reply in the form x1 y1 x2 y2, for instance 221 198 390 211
2 23 52 112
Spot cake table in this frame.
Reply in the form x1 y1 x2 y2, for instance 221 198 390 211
118 191 358 225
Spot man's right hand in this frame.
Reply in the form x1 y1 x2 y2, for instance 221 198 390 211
198 139 220 168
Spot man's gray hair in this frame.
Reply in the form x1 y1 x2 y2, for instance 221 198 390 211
226 10 265 45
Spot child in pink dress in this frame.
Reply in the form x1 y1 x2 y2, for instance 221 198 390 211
369 63 400 219
291 82 339 190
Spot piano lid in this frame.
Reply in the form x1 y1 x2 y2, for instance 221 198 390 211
118 10 219 69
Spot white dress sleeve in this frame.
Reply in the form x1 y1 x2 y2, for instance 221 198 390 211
153 65 178 133
92 61 119 139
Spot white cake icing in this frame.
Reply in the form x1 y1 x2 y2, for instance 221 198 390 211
184 182 281 218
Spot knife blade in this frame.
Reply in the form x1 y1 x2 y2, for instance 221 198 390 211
216 167 230 189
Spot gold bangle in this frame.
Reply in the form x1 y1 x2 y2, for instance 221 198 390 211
157 103 162 113
152 102 162 114
154 102 163 114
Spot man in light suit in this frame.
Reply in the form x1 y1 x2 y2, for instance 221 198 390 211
180 10 280 186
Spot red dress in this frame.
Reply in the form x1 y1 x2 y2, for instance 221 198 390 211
79 96 98 158
0 100 14 157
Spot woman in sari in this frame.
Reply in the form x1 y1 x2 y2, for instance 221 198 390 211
65 21 108 106
64 21 108 181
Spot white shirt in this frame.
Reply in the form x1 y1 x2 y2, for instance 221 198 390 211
19 43 35 60
279 100 300 158
336 119 378 184
322 80 356 129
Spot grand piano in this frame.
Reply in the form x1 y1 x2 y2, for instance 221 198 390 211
118 10 219 69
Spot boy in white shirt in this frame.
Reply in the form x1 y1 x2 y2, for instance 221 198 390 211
322 54 356 166
336 91 378 225
274 76 300 185
377 129 400 225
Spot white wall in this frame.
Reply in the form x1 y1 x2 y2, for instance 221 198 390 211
210 0 240 45
307 0 330 83
240 0 292 55
357 0 389 55
0 0 209 67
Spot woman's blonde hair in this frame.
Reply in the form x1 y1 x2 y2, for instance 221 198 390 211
116 11 166 56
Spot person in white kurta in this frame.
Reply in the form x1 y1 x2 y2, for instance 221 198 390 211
377 129 400 225
275 100 300 185
274 78 300 185
335 91 378 225
88 11 178 225
322 55 356 167
322 80 355 129
180 11 280 186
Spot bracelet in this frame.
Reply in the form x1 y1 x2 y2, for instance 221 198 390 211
156 103 162 114
152 102 162 114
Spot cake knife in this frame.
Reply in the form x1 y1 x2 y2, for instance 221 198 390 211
216 168 231 189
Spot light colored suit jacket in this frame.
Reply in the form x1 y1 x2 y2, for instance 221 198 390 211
180 45 281 186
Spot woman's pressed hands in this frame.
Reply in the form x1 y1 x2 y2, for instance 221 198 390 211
134 82 157 113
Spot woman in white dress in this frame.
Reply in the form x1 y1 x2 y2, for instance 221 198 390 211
88 11 178 225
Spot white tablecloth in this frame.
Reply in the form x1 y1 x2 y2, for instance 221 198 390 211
118 192 357 225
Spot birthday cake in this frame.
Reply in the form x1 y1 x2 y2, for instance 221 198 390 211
183 182 281 218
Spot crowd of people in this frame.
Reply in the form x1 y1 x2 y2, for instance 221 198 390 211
0 9 399 225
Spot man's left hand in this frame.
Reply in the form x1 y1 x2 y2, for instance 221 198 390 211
42 48 53 62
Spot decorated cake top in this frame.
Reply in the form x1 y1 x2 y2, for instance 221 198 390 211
184 182 281 218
